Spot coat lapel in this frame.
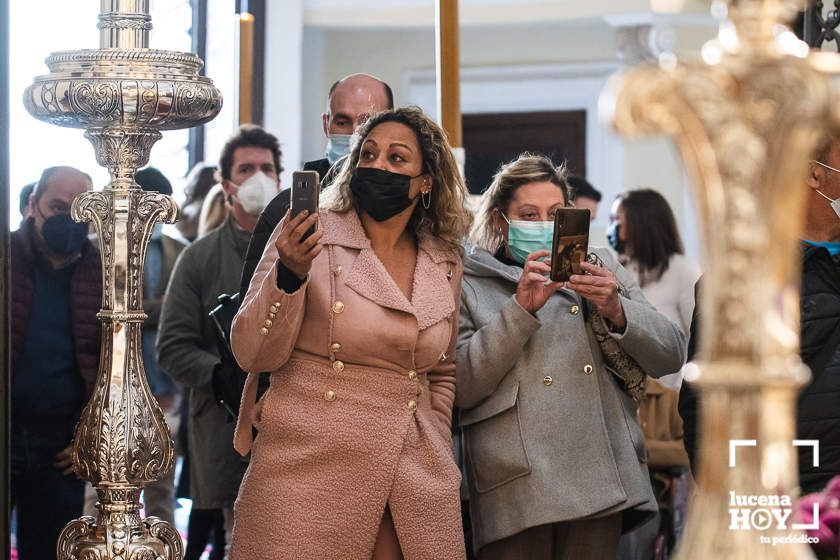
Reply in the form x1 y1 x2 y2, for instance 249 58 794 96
412 239 457 330
345 247 415 315
319 210 457 328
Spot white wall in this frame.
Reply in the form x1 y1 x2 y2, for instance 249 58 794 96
291 17 718 260
263 0 305 190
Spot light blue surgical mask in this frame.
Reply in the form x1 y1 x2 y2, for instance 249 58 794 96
502 213 554 264
325 133 352 164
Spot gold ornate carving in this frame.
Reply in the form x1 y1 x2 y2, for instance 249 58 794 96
604 0 840 557
26 3 221 558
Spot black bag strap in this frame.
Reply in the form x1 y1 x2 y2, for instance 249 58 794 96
808 325 840 382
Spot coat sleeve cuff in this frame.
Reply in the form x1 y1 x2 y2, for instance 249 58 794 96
608 295 635 341
508 294 543 328
275 259 306 293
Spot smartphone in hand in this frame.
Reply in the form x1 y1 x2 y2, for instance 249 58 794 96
290 170 320 241
550 208 590 282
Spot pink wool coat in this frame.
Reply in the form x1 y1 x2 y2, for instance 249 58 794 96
229 209 466 559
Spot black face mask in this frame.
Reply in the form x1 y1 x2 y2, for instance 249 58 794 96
37 203 89 255
607 221 626 254
349 167 421 222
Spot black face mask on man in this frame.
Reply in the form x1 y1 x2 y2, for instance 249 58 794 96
349 167 424 222
41 214 88 255
37 204 89 255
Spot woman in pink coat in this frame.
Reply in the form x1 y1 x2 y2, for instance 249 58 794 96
229 107 473 559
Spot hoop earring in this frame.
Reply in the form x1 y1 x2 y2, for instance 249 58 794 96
421 190 431 209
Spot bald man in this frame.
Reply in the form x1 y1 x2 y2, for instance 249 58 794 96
308 73 394 180
11 166 102 560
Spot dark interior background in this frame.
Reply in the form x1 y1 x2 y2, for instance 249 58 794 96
462 110 586 194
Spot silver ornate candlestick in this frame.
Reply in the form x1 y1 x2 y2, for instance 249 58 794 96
23 1 222 558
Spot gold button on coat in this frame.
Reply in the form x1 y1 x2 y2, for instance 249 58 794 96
543 376 553 386
583 364 594 375
325 390 336 401
332 360 345 373
269 304 279 313
259 327 269 336
264 319 273 328
408 370 418 380
570 305 580 315
268 312 276 319
330 342 342 353
407 399 417 412
332 301 345 314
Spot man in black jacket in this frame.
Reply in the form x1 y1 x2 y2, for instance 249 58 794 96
680 137 840 493
238 73 393 300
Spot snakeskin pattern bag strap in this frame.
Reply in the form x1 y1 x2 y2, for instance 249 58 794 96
583 253 647 403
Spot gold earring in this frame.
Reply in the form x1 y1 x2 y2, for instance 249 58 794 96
422 190 431 209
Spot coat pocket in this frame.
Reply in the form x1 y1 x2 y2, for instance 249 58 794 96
460 382 531 493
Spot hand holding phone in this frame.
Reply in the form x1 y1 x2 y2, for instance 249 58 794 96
550 208 590 282
514 250 562 314
275 170 323 279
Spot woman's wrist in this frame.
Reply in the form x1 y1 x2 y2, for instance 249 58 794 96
602 300 627 332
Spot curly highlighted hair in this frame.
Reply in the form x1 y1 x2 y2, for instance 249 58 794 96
321 106 472 255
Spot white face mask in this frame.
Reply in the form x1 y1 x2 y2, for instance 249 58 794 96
816 189 840 220
813 160 840 219
817 191 840 218
232 171 278 216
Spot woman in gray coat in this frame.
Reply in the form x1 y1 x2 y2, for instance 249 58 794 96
456 154 686 559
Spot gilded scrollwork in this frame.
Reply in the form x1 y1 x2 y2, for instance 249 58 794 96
100 406 128 483
606 1 840 558
57 516 97 559
147 517 184 560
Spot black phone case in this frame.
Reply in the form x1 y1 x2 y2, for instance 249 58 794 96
550 208 590 282
290 170 320 240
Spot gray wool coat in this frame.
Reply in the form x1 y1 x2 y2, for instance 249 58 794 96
157 217 251 509
456 246 686 552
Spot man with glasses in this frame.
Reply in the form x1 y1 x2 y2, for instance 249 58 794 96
10 166 101 560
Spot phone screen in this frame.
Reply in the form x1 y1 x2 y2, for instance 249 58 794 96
550 208 590 282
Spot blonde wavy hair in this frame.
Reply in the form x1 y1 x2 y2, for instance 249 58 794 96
470 153 569 252
321 107 472 254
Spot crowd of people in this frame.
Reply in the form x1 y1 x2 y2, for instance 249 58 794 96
9 71 840 560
